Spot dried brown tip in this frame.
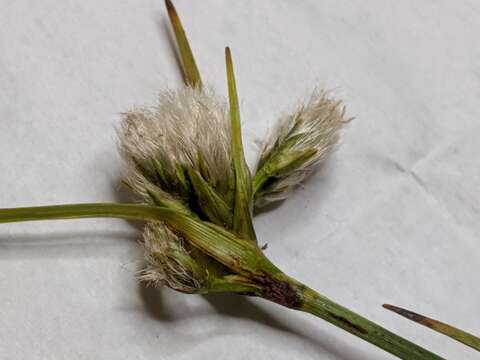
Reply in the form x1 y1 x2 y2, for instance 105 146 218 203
165 0 202 87
225 46 232 62
164 0 175 14
383 304 434 326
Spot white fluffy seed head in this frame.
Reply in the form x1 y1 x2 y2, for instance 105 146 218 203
118 86 234 292
255 90 351 207
118 86 232 203
139 222 208 293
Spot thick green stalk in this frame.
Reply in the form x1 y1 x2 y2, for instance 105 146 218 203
225 47 256 242
165 0 202 87
296 285 444 360
384 304 480 352
0 203 443 358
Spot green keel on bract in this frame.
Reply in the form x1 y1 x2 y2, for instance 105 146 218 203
0 1 447 359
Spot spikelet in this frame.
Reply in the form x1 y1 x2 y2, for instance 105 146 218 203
253 90 352 208
118 86 234 291
119 86 233 205
139 221 208 293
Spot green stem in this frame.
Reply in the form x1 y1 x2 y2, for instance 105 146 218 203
0 203 166 224
297 286 444 359
0 202 445 358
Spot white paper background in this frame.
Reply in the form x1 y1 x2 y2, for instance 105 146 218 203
0 1 478 359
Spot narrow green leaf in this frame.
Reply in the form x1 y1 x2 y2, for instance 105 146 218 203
0 202 267 275
0 202 266 275
383 304 480 351
165 0 202 87
0 203 168 223
225 47 256 242
187 166 233 227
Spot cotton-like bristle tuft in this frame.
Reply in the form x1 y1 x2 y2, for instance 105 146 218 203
118 86 232 204
119 86 233 292
254 90 351 207
139 222 208 293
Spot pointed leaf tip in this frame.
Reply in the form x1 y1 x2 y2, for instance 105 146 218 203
224 47 256 242
225 47 234 86
383 304 480 352
165 0 202 87
165 0 175 14
383 304 435 326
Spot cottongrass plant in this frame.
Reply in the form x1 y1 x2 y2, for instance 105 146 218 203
0 1 454 359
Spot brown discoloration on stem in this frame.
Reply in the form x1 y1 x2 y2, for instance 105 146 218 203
383 304 435 328
257 275 302 308
326 311 368 335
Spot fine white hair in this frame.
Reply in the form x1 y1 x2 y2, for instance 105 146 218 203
139 222 205 293
118 85 232 202
256 90 351 207
118 86 232 292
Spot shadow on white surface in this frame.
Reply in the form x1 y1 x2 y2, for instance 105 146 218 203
139 283 373 360
0 230 138 259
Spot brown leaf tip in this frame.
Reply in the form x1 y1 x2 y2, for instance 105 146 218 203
165 0 177 18
225 47 232 64
383 304 433 327
165 0 183 30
